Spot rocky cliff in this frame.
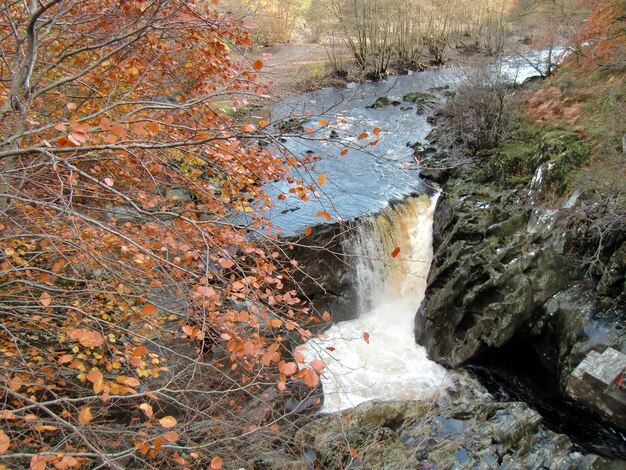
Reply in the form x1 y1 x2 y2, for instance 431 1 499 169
415 130 626 432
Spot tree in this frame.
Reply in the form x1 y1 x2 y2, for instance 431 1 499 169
0 1 322 467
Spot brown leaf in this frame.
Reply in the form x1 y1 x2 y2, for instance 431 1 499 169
39 292 52 307
77 407 93 425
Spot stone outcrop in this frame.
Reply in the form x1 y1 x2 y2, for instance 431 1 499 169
257 400 624 469
285 222 358 323
414 133 626 429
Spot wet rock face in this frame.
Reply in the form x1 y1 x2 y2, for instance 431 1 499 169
285 223 358 323
414 177 570 367
290 400 623 469
415 134 626 429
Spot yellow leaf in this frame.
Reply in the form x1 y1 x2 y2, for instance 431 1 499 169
78 407 93 425
318 119 329 126
138 403 153 418
159 416 177 428
317 174 327 185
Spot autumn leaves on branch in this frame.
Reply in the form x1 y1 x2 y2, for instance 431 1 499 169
0 1 326 467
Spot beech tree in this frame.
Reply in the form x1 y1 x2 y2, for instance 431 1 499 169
0 1 324 467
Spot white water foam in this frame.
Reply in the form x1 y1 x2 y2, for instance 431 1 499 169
303 194 457 413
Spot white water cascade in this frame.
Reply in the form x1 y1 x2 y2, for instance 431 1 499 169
303 194 458 413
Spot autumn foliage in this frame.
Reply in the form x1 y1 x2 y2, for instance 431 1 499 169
0 1 324 467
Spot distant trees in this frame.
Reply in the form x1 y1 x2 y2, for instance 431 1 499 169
319 0 513 79
220 0 311 43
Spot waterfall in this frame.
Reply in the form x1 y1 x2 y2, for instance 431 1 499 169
303 193 457 413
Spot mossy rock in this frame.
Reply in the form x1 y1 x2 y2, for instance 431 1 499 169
368 96 392 109
402 92 438 113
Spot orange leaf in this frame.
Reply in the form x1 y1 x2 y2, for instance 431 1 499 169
302 368 319 388
340 148 349 156
147 121 159 133
39 292 52 307
218 258 235 269
111 123 126 139
253 59 264 71
58 354 73 364
315 210 332 221
210 456 224 470
279 362 298 376
9 376 22 392
304 126 314 135
358 132 369 139
317 174 327 185
369 139 379 146
0 430 9 454
116 376 140 388
163 431 179 442
373 127 381 136
322 311 331 322
67 102 77 111
99 117 112 131
242 122 257 132
132 346 148 356
77 407 93 425
267 319 282 328
318 119 329 126
141 303 157 315
159 416 177 428
304 226 312 236
86 368 104 394
391 246 401 258
67 328 104 349
363 332 370 344
310 359 325 372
